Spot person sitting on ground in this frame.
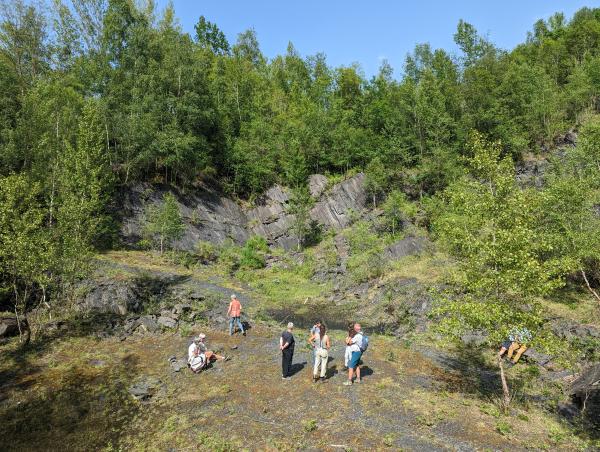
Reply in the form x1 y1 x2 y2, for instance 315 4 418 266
498 327 532 364
344 322 355 370
309 323 330 383
227 294 245 336
188 334 227 373
344 322 364 386
280 322 295 380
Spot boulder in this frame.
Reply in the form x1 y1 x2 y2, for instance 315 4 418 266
168 356 188 372
308 174 328 198
128 376 167 403
265 185 290 204
173 304 192 315
550 320 600 341
522 348 553 366
384 236 427 260
157 315 178 329
0 316 28 338
569 364 600 429
77 280 140 315
125 315 160 334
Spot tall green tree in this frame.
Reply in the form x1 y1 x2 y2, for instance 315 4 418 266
0 174 52 340
55 99 113 280
143 192 185 254
432 132 562 341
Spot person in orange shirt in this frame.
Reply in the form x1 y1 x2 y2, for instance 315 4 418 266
227 294 245 336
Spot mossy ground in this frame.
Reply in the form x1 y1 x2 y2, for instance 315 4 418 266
1 250 599 450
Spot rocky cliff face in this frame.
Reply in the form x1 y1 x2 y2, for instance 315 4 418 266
120 173 368 251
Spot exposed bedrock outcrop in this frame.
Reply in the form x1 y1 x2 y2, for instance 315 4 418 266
120 173 368 251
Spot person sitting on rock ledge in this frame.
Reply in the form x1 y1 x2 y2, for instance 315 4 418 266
498 327 532 365
188 334 227 373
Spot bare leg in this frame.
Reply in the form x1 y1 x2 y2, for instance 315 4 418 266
507 342 519 360
356 366 361 382
498 346 508 358
512 345 527 364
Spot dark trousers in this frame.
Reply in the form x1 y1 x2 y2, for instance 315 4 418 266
282 348 294 377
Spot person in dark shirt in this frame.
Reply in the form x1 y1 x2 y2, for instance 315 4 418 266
280 322 295 379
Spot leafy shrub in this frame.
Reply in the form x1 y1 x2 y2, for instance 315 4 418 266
345 221 386 283
303 419 317 432
165 250 197 268
239 235 269 270
195 240 219 263
495 420 512 436
382 189 418 235
218 239 241 273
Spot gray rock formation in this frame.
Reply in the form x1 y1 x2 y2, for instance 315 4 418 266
308 174 328 198
168 355 188 372
569 363 600 429
384 235 427 260
119 183 249 250
0 316 29 338
119 173 368 251
310 173 367 229
128 376 167 403
77 280 140 315
362 278 433 336
247 185 296 249
248 173 367 249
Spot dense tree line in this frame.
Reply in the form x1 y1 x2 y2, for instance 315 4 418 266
2 0 600 322
3 2 600 196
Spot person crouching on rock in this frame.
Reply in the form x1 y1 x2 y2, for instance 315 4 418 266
498 327 532 365
188 334 227 373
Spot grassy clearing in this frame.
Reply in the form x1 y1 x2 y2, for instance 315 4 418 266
1 322 598 451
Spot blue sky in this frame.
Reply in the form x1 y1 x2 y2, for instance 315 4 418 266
157 1 600 78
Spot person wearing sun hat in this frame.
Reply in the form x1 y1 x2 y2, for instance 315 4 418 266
188 333 228 373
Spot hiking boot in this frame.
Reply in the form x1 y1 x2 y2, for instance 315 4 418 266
242 331 246 336
355 378 361 383
343 380 353 386
320 377 326 383
313 375 319 383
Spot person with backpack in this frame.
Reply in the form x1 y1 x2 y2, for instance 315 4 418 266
309 323 330 383
344 322 368 386
280 322 295 380
187 334 227 373
227 294 245 336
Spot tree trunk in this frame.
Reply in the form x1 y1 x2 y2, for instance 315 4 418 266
581 269 600 303
498 357 511 413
